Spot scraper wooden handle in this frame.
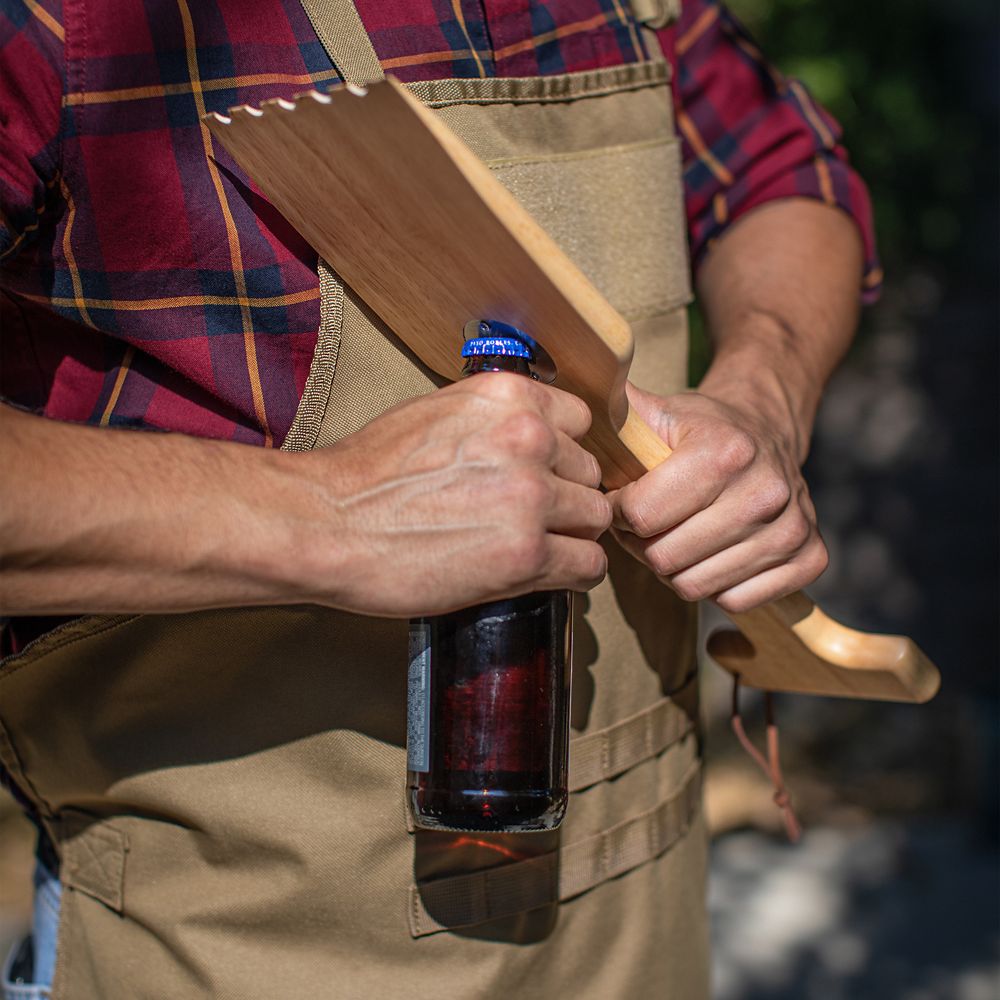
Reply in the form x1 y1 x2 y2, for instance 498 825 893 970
619 404 939 702
204 79 940 704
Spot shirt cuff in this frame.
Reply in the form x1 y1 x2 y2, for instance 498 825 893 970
689 150 883 304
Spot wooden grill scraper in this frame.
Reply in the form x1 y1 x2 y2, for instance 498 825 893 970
205 80 940 704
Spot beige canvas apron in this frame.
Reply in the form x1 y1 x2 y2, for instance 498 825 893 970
0 2 709 996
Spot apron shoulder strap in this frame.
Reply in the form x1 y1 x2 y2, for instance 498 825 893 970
631 0 682 30
298 0 385 85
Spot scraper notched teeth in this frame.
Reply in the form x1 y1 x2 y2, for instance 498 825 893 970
206 83 369 127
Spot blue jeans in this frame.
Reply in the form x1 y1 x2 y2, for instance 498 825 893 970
1 861 62 1000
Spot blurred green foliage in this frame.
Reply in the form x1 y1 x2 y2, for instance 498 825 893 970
688 0 997 384
727 0 998 281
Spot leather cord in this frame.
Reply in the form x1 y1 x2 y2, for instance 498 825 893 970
730 676 802 843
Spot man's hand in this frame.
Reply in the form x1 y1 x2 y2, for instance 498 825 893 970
609 198 864 613
0 374 611 618
609 381 827 613
295 373 611 617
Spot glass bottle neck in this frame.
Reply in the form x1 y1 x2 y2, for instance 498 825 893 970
462 355 534 379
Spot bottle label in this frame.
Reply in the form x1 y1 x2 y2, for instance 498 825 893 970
407 622 432 773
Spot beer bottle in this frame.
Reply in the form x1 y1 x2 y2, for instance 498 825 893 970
407 321 572 832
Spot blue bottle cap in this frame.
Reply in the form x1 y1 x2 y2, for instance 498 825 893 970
461 336 533 359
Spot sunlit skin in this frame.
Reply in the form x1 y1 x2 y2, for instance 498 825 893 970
610 198 863 612
0 199 861 619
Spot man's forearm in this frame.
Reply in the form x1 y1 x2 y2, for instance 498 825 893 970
0 403 313 614
694 197 864 462
0 373 611 618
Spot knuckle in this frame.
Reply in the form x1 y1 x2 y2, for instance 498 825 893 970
475 371 529 405
576 543 608 589
568 394 594 437
587 544 609 584
647 541 680 578
776 511 811 551
753 477 793 521
616 485 657 538
673 575 709 603
505 410 555 460
801 539 830 580
508 467 553 514
716 591 752 614
715 430 757 475
593 493 614 535
584 453 603 489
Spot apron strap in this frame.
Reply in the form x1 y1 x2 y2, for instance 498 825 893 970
300 0 675 83
408 761 701 937
631 0 682 30
298 0 385 85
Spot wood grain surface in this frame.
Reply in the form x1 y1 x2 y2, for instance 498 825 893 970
205 80 940 704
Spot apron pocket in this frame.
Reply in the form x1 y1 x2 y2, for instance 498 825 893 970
408 678 700 939
409 759 701 938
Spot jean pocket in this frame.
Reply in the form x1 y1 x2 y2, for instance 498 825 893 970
29 861 60 991
1 936 51 1000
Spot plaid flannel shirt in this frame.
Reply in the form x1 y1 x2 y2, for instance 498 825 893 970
0 0 879 448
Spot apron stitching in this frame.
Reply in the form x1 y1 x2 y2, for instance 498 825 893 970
0 719 57 820
420 81 665 108
0 616 139 679
410 60 671 108
485 135 673 169
281 260 344 452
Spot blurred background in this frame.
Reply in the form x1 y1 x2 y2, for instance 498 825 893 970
1 0 997 995
698 0 1000 997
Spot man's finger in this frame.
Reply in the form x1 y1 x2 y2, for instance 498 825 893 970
538 534 609 592
711 538 830 613
546 478 613 540
610 431 746 537
551 430 603 487
623 483 796 577
472 373 593 441
664 527 808 603
529 380 594 441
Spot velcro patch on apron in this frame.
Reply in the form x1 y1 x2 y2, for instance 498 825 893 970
408 761 701 937
489 138 691 323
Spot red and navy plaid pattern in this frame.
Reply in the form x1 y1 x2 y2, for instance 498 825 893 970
1 0 879 449
358 0 652 78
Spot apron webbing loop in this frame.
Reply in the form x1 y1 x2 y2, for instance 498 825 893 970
569 675 696 791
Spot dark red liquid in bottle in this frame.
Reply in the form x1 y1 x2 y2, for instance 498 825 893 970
407 328 573 832
408 592 571 831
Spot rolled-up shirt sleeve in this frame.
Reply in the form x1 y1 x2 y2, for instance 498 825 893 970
0 0 65 263
660 0 882 301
